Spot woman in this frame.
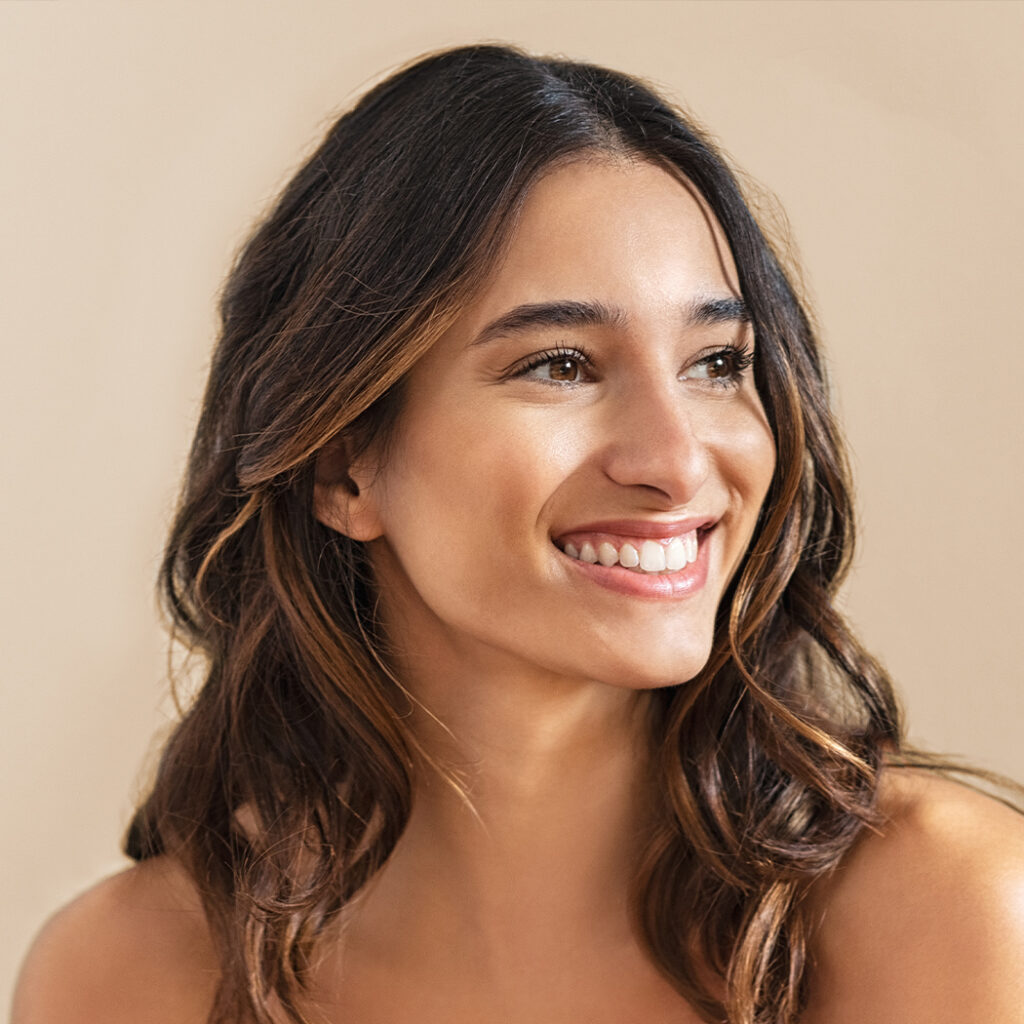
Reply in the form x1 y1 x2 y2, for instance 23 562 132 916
14 44 1024 1024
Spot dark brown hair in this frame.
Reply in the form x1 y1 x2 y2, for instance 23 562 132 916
126 44 904 1023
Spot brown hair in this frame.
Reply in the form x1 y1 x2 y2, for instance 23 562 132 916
127 45 904 1023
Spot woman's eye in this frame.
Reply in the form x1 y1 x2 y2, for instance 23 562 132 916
685 347 754 386
541 356 582 382
512 350 590 384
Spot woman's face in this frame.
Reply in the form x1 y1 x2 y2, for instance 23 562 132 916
325 157 775 691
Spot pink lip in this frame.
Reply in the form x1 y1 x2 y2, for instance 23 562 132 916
556 525 712 599
555 516 716 541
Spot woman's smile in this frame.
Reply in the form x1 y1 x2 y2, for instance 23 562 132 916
333 156 777 690
550 516 716 602
555 524 713 600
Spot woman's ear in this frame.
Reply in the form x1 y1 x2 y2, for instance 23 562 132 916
313 438 384 542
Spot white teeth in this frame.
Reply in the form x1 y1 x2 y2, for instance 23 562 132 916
639 540 666 572
561 530 701 573
618 543 640 568
665 536 687 571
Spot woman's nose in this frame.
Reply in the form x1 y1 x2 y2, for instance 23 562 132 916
599 380 711 505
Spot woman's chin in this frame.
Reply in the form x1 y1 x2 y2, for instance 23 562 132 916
580 647 713 693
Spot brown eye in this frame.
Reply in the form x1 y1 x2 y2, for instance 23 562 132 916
513 348 591 384
685 346 754 388
548 358 580 381
704 353 734 379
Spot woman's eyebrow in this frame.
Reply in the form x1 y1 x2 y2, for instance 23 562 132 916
471 295 749 347
687 295 750 326
471 300 626 346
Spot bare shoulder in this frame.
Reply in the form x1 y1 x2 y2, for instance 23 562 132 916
804 767 1024 1023
12 856 218 1024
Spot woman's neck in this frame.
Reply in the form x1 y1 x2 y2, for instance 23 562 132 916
344 656 656 969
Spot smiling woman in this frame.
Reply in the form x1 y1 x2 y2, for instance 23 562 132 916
320 160 776 691
13 43 1024 1024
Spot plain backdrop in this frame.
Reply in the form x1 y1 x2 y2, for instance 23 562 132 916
3 0 1022 1007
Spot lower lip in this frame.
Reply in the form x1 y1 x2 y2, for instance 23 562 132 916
557 531 711 599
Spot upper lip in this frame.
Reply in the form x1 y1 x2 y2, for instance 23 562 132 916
553 516 718 540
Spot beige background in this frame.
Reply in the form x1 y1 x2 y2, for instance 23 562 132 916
3 0 1022 1007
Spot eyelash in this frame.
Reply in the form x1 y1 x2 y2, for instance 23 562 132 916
508 346 596 383
688 345 755 388
506 344 755 388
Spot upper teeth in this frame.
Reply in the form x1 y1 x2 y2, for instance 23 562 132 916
562 534 698 574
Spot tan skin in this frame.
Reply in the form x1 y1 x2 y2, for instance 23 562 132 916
15 160 1024 1023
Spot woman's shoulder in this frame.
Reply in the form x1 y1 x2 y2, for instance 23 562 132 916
804 766 1024 1023
12 856 218 1024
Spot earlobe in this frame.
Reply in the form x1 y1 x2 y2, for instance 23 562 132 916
313 440 384 542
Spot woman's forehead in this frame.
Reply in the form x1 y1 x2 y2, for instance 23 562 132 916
454 157 743 340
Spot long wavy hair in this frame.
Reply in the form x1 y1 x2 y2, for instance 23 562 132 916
126 44 905 1024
